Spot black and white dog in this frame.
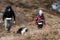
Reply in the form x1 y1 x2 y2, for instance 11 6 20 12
17 27 28 35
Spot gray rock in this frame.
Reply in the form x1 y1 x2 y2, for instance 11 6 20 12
52 1 60 12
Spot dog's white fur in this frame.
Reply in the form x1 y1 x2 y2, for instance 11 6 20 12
21 28 27 35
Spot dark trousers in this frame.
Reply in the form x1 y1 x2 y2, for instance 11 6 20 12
37 21 43 29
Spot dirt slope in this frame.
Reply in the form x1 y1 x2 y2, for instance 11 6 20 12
0 0 60 40
0 9 60 40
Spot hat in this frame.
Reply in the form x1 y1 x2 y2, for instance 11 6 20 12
39 10 43 15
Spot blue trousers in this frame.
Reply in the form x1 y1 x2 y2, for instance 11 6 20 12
5 18 12 31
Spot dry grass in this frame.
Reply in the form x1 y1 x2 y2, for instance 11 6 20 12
0 0 60 40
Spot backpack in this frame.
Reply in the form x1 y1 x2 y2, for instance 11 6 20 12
35 11 39 16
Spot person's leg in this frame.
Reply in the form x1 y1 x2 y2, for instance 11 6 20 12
7 19 12 31
5 18 8 31
37 22 43 29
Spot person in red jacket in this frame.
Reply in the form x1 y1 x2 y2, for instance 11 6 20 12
35 9 46 29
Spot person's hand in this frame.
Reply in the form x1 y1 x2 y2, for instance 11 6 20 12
13 21 16 24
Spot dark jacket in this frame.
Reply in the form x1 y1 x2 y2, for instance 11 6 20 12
3 6 16 21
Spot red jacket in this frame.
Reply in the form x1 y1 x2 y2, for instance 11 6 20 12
35 15 46 25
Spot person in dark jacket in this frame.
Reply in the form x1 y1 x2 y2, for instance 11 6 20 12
2 6 16 32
